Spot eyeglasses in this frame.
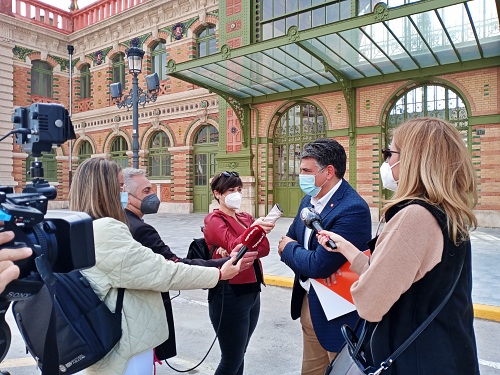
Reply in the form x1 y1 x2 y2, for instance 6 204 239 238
381 148 400 160
220 171 239 178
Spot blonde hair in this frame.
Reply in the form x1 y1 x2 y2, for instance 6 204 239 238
69 158 127 224
383 117 477 244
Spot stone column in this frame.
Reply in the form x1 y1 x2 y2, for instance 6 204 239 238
0 37 16 187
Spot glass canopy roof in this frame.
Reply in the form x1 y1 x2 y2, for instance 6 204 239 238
168 0 500 101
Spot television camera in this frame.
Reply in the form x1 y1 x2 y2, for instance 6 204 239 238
0 103 96 364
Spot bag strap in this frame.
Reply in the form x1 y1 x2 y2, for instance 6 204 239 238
368 254 465 375
35 255 125 375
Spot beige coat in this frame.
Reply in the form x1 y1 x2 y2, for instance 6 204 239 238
81 217 219 375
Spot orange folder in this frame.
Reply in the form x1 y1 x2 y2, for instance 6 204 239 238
315 250 370 304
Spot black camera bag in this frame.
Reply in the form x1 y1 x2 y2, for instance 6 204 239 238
12 255 124 374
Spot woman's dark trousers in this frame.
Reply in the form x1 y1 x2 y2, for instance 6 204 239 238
209 283 260 375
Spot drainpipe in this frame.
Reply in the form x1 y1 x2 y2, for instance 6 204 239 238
249 104 261 217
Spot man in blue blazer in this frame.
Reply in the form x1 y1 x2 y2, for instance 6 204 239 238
278 139 372 375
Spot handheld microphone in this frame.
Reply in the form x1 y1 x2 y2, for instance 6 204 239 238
300 207 337 249
232 225 267 265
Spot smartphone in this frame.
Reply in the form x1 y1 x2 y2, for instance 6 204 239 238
264 203 283 224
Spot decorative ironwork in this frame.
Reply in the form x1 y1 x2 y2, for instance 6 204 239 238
287 26 299 42
387 84 469 143
225 96 244 126
112 85 158 111
323 65 356 145
167 59 177 73
221 44 231 59
373 2 388 21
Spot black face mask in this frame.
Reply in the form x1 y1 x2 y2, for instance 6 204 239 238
135 193 160 215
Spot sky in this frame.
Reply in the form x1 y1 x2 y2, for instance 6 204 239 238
39 0 99 10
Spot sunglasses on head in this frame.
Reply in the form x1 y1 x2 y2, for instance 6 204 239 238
382 148 400 160
220 171 239 178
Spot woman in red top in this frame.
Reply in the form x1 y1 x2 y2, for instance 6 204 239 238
204 171 275 375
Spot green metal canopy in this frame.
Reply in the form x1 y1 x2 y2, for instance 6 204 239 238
167 0 500 104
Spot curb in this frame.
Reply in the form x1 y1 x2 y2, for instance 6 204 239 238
264 275 500 323
473 304 500 322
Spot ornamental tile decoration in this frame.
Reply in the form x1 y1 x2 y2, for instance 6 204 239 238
95 50 104 65
86 46 112 66
373 2 389 21
71 57 80 71
119 33 152 49
48 55 69 71
172 23 185 41
160 17 198 42
12 46 37 62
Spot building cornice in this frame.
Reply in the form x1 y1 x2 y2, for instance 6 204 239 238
71 88 219 134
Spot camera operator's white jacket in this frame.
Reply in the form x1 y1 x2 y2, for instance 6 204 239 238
81 217 219 375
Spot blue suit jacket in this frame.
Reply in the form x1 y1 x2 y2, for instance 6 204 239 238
280 179 372 352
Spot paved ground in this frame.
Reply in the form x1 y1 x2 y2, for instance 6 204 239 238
0 212 499 374
146 212 500 310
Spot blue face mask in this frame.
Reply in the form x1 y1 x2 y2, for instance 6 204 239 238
299 174 322 197
120 192 129 209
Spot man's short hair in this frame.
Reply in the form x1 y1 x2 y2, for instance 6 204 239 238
122 168 147 195
300 138 346 179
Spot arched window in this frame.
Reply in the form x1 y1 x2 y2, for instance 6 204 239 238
196 25 217 58
151 40 167 80
80 64 91 99
148 131 171 178
112 54 126 87
110 137 129 168
195 125 219 144
31 61 53 97
26 148 57 182
78 140 93 164
387 84 469 143
274 103 326 182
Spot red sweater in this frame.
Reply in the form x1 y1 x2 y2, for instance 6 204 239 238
204 209 270 285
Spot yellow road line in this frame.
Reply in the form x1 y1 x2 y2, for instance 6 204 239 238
1 356 36 367
264 274 500 322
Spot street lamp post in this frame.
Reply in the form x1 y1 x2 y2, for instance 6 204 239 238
110 38 159 169
67 44 74 183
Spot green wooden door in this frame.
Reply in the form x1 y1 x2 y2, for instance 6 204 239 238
193 125 219 213
273 103 327 217
193 151 217 212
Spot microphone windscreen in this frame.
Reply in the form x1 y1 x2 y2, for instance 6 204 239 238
240 225 266 249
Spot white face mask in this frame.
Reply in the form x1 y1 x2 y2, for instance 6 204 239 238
380 161 400 191
224 192 242 210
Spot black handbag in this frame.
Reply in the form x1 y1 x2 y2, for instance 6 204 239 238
325 257 464 375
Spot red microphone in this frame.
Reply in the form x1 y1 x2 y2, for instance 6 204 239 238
232 225 267 265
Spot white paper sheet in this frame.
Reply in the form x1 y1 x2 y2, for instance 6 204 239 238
310 278 356 320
